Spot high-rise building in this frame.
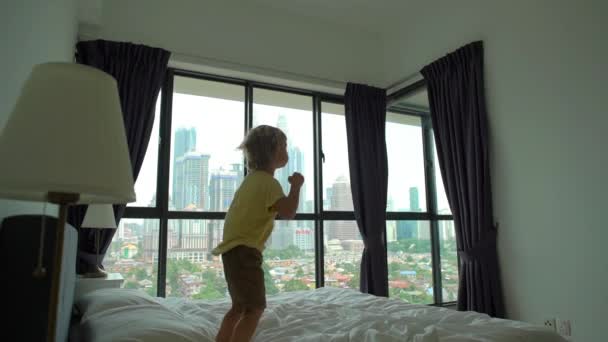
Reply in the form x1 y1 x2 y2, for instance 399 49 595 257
143 219 160 263
330 176 353 211
275 115 306 212
295 228 314 251
328 176 359 240
172 128 196 207
438 220 456 241
386 221 397 242
209 168 238 211
167 219 208 263
173 152 210 210
409 186 421 212
397 220 418 239
207 168 239 257
230 163 244 187
268 221 295 250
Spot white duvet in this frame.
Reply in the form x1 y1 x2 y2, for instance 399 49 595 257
156 287 568 342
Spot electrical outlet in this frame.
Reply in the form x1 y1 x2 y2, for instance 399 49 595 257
556 319 571 336
544 318 556 331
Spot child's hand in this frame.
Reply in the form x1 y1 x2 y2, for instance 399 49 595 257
288 172 305 188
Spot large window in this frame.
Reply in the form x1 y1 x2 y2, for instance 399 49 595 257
114 70 457 304
386 82 458 304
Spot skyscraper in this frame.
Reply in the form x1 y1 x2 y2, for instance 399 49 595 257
173 152 210 210
328 176 359 240
275 115 306 212
397 220 417 239
269 220 296 250
209 168 238 211
172 128 196 207
396 187 427 240
207 168 239 257
438 220 456 241
295 228 314 251
409 186 421 212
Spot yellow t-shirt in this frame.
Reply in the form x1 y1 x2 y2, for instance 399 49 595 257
212 170 285 255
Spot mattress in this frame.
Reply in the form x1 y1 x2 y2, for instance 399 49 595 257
73 286 569 342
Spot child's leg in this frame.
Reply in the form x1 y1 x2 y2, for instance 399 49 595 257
216 305 243 342
230 307 264 342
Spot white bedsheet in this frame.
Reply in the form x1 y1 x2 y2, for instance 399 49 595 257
158 287 568 342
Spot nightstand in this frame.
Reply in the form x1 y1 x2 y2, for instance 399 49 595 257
74 272 124 301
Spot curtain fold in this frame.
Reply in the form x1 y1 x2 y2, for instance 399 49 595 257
344 83 389 297
68 39 170 274
420 40 504 317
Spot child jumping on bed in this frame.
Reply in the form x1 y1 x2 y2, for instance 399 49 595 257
212 124 304 342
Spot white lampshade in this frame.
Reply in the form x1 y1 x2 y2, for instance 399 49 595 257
0 62 135 204
81 204 117 229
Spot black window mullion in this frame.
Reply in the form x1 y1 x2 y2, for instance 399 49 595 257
244 83 253 177
386 211 430 221
422 115 442 304
123 207 162 219
313 96 324 288
156 69 174 297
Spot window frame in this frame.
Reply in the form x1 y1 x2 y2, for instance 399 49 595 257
122 69 455 305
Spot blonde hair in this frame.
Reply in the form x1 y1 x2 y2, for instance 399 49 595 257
239 125 286 170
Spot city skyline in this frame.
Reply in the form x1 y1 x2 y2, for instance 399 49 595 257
131 90 451 214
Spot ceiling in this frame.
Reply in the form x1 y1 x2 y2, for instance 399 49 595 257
230 0 415 35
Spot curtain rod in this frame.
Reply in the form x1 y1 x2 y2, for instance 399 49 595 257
169 52 348 96
386 72 424 96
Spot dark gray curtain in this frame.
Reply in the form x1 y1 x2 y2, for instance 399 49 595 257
344 83 389 297
68 40 170 274
420 41 504 317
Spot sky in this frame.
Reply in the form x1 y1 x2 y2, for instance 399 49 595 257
130 83 450 213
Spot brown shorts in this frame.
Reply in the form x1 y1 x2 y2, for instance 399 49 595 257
222 245 266 310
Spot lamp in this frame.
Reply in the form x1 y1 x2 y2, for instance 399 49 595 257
81 204 118 278
0 62 135 342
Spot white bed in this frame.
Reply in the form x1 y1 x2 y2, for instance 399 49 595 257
72 287 568 342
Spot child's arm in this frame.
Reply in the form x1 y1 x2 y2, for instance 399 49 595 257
273 172 304 219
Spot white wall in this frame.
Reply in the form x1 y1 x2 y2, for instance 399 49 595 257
0 0 78 219
82 0 384 90
384 1 607 341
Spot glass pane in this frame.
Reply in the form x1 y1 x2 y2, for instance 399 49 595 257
387 220 434 304
264 220 315 293
386 113 427 212
439 220 458 302
433 138 452 214
167 219 227 299
105 219 160 296
321 102 353 211
324 220 362 289
252 88 313 213
170 77 245 211
129 97 161 207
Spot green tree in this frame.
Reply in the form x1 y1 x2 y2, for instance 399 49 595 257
264 245 304 260
134 268 147 281
284 279 308 292
295 267 304 278
124 281 139 289
193 285 223 300
337 262 357 274
166 259 201 296
145 285 158 297
263 262 279 295
347 271 360 289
